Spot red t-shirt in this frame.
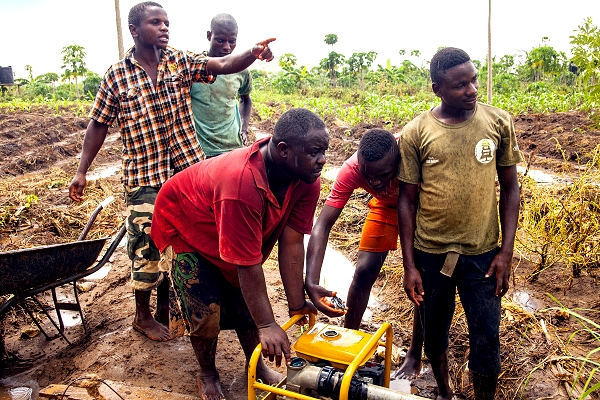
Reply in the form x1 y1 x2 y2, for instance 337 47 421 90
325 150 400 209
151 137 320 286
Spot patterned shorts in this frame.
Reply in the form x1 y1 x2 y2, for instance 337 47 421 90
124 185 164 291
163 246 256 339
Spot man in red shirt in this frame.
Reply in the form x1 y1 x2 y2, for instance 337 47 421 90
151 108 327 400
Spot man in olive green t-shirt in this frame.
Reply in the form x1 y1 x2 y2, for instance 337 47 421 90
191 13 252 157
398 47 522 400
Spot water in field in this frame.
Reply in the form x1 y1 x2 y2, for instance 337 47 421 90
51 294 83 328
516 165 574 185
512 290 544 312
87 164 120 180
84 265 112 280
304 232 378 323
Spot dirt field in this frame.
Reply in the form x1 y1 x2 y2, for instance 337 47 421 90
0 105 599 399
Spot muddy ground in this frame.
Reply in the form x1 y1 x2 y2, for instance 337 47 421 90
0 106 599 399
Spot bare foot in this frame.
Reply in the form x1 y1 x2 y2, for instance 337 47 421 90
256 363 283 385
132 317 170 341
394 352 423 379
154 307 169 325
197 373 225 400
434 383 454 400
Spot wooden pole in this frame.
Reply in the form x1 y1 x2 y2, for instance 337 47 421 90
115 0 125 60
487 0 493 104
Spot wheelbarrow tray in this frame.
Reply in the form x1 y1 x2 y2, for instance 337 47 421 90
0 237 109 297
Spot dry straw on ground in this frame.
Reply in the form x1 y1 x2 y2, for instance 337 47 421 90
0 168 124 251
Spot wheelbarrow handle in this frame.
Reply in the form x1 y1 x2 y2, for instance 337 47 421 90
77 196 115 241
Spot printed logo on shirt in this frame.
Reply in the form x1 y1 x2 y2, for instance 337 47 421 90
513 144 520 152
475 139 496 164
425 157 439 165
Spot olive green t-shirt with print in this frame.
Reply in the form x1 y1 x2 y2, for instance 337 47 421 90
398 102 523 255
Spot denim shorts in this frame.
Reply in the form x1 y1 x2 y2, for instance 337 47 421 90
415 247 502 376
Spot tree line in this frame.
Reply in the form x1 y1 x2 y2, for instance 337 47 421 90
3 17 598 103
259 17 599 102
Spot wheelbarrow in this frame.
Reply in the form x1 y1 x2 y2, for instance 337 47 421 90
0 197 126 345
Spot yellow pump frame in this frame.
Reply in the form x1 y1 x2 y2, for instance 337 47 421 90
248 314 393 400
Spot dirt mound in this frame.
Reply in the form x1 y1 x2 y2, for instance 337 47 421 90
0 113 86 176
3 107 597 178
515 111 600 168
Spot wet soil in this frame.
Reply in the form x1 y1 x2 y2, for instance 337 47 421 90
0 107 599 399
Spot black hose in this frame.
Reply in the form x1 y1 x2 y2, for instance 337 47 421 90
318 366 369 400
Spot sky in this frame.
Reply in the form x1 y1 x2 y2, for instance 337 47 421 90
2 0 598 80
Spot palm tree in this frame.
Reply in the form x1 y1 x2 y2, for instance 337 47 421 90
324 34 338 51
25 65 34 83
61 45 87 97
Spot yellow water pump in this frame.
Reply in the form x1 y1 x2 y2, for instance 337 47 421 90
248 314 426 400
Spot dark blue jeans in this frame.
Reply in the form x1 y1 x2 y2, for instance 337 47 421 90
415 247 502 376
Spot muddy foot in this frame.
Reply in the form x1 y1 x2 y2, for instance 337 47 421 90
197 374 225 400
132 317 170 341
395 353 422 378
434 386 454 400
256 363 283 385
154 308 169 325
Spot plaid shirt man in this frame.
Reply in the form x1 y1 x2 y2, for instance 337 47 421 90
90 46 216 187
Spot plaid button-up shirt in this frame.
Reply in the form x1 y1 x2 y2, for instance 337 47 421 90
90 46 216 187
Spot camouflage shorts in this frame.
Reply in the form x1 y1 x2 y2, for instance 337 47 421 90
124 185 164 291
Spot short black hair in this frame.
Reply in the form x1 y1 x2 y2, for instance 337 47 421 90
210 13 238 32
273 108 327 147
430 47 471 85
358 129 397 162
128 1 163 26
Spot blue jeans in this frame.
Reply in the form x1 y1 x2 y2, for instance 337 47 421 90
415 247 502 376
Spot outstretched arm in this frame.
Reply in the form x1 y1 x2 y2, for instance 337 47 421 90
206 38 275 76
69 119 110 202
305 205 346 317
486 165 520 297
398 182 424 306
